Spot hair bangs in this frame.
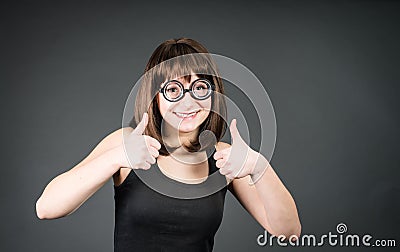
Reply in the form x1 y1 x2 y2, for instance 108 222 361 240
152 53 216 87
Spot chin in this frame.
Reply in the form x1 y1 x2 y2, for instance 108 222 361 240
177 125 199 133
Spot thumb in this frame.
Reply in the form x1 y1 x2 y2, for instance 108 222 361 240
132 113 148 135
229 119 240 144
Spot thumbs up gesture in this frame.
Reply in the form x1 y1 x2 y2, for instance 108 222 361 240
118 113 161 170
213 119 269 182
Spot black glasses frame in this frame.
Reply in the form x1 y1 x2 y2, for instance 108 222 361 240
158 78 215 102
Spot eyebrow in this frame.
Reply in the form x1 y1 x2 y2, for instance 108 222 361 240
160 78 198 88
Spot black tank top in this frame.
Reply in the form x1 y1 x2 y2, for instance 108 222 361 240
113 148 228 251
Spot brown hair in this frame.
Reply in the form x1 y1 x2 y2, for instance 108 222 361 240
129 38 227 156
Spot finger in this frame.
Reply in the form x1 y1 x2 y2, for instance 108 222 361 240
147 146 159 158
145 155 156 165
141 162 151 170
226 174 235 180
132 113 148 135
213 148 230 160
216 159 226 168
215 159 228 169
134 161 150 170
145 136 162 150
213 151 223 160
219 167 231 176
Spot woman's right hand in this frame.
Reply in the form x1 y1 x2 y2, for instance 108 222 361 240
36 113 160 219
112 113 161 170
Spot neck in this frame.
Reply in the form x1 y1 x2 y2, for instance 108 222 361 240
160 122 208 165
161 121 199 148
157 147 209 182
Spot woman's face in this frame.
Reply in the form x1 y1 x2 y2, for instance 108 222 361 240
157 74 211 133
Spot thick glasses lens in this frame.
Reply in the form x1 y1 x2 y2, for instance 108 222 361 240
161 79 213 102
192 79 212 99
164 81 183 100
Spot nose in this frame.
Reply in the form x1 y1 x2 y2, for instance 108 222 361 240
181 89 196 106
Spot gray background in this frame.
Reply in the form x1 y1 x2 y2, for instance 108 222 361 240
1 0 399 251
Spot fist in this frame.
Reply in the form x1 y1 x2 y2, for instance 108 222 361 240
213 119 268 181
120 113 161 170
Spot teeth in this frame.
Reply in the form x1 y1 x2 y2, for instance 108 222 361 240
175 111 198 118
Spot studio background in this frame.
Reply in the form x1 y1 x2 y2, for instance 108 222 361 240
1 0 399 251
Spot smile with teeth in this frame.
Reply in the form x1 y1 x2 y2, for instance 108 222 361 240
174 109 201 119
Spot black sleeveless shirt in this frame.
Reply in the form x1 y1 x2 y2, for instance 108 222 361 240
113 148 228 251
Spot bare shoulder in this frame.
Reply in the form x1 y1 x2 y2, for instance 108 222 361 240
215 141 231 151
90 127 133 154
103 126 133 144
73 127 133 170
71 127 134 186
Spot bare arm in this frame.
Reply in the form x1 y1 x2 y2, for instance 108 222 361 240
251 164 301 238
35 128 129 219
216 141 301 238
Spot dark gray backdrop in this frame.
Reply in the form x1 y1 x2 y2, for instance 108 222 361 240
1 0 399 251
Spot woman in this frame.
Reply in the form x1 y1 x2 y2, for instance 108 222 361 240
36 38 301 251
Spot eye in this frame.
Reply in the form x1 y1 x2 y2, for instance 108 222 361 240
195 85 207 90
164 82 182 99
167 87 178 93
193 81 211 98
165 82 181 93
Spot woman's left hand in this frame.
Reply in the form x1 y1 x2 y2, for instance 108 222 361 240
213 119 269 181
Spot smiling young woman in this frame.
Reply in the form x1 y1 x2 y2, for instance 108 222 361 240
36 37 301 251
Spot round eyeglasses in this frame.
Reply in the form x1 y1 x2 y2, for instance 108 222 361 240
159 78 215 102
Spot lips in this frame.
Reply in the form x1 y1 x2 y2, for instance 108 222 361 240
173 109 201 119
